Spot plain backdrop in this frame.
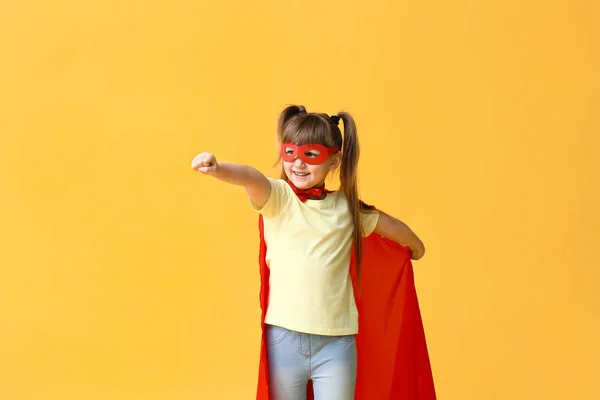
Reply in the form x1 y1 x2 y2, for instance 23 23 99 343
1 1 598 399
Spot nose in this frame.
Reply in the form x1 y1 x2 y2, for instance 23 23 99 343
292 157 306 168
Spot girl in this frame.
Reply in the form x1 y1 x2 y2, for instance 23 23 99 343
191 105 430 400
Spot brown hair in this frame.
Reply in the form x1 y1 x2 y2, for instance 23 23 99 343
275 105 376 279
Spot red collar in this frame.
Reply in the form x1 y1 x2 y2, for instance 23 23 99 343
286 180 333 202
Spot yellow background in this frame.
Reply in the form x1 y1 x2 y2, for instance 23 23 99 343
1 0 598 399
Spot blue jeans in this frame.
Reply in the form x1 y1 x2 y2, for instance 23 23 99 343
266 324 357 400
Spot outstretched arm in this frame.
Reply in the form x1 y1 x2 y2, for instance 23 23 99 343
373 213 425 260
191 152 271 208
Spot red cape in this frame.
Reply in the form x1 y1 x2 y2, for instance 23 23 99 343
256 215 436 399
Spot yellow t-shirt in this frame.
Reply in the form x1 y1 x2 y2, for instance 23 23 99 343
250 178 379 335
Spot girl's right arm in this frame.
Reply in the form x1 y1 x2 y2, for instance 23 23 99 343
191 152 271 208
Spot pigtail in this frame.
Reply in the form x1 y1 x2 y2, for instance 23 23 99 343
277 105 306 144
276 105 307 179
338 112 375 281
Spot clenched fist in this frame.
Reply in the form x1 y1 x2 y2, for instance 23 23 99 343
191 152 219 175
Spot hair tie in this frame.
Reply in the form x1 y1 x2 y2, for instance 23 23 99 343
330 115 340 125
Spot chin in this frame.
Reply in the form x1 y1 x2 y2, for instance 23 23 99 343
291 179 312 189
285 175 310 189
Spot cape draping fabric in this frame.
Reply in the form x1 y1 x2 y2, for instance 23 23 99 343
255 214 436 399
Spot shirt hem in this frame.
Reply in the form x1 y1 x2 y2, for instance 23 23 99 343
265 318 359 336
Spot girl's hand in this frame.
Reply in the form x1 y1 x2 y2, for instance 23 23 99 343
190 156 271 206
191 152 219 175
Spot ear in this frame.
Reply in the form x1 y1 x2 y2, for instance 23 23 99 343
329 152 342 170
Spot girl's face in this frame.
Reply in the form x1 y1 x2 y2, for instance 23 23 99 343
282 144 341 189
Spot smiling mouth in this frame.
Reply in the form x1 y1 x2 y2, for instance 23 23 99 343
293 171 309 177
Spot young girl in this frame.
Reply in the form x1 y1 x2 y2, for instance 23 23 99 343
191 105 429 400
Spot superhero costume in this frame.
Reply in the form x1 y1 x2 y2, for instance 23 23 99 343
255 179 436 399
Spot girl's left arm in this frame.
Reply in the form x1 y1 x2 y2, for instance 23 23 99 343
373 213 425 260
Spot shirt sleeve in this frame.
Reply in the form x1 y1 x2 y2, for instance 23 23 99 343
360 209 380 237
248 178 292 219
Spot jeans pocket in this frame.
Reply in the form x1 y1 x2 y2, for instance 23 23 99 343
337 334 356 343
266 325 291 346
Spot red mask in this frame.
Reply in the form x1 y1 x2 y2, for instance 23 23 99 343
280 142 341 165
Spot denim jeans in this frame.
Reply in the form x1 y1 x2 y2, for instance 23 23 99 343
266 324 357 400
